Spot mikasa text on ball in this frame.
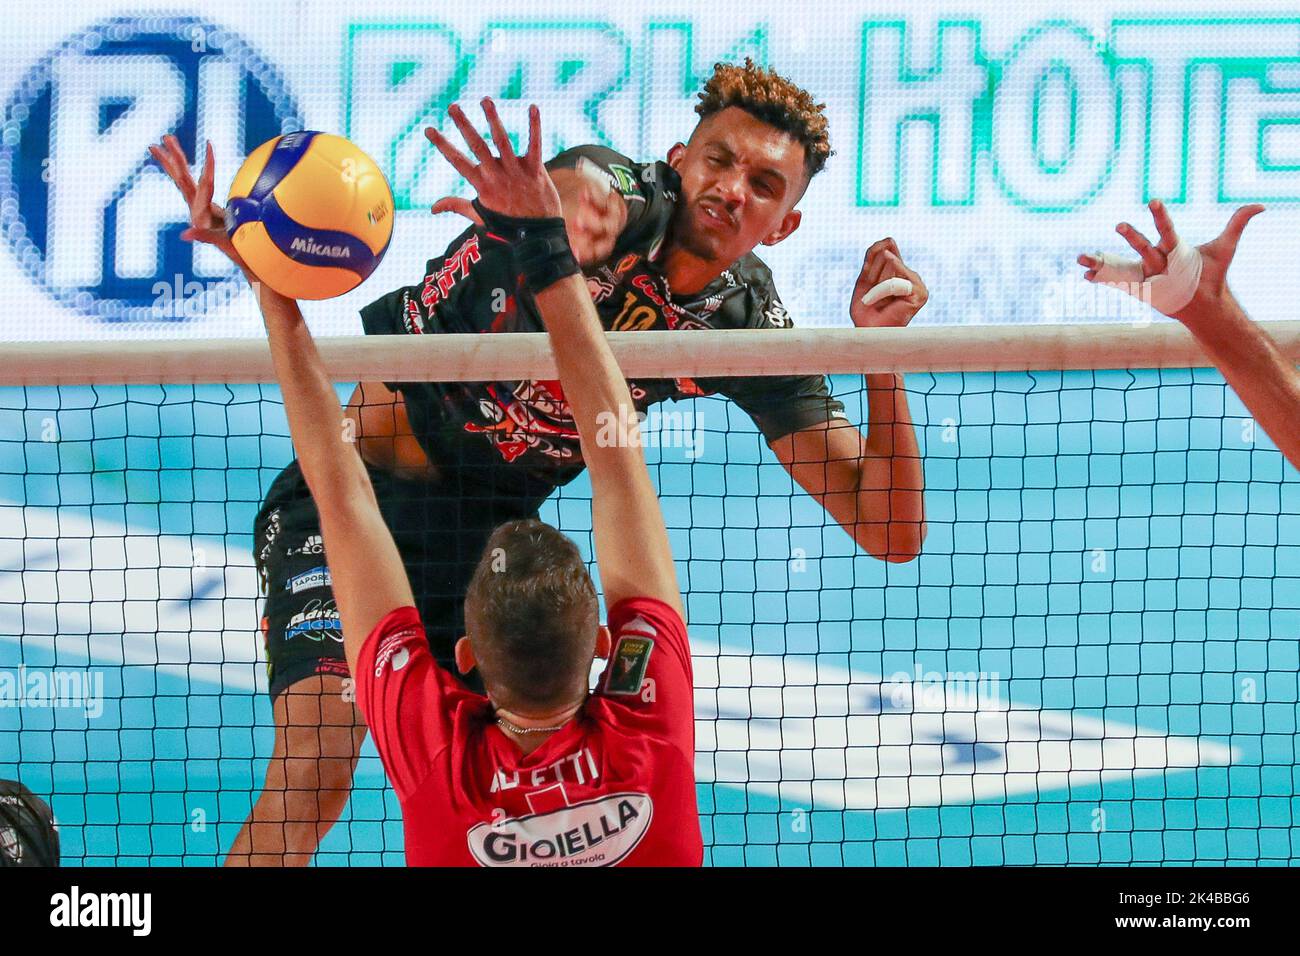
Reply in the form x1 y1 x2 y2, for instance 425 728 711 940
225 131 394 300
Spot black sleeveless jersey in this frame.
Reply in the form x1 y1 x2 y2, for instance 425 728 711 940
360 144 846 497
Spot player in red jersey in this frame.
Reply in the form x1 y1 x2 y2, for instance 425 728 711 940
181 98 700 865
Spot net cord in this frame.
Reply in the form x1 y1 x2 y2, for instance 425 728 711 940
4 321 1300 386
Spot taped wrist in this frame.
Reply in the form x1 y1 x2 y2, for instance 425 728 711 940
1091 239 1204 315
472 199 579 294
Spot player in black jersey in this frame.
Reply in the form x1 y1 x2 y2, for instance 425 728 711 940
355 141 851 488
154 59 929 865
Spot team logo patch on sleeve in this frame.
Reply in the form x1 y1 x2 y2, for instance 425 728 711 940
605 634 654 695
373 628 418 676
607 163 640 197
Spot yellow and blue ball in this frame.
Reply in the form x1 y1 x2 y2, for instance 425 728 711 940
226 131 393 300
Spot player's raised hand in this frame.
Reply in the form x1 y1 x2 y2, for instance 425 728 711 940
425 98 562 223
1076 199 1181 283
432 154 625 268
148 136 245 270
1076 199 1264 323
1193 203 1265 297
850 238 929 329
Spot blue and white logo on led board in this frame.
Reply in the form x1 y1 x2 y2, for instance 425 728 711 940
0 16 301 322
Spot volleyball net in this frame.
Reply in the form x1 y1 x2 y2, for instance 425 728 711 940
2 322 1298 866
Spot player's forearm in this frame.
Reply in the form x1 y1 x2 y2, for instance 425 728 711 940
1180 293 1300 471
532 275 645 482
860 372 926 557
532 274 683 613
250 277 374 512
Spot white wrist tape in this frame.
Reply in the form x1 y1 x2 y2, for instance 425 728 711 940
861 277 914 308
1091 239 1203 315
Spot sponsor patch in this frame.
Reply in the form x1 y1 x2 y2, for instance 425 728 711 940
586 274 616 303
286 534 324 558
258 508 282 567
466 792 652 867
284 599 341 641
420 233 482 310
284 566 331 594
315 660 350 680
290 236 350 259
402 292 426 334
764 300 791 327
605 635 654 695
620 615 657 637
607 163 640 197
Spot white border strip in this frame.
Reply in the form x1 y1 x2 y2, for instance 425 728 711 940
5 321 1300 385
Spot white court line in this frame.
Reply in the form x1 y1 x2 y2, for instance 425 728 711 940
0 504 267 694
1 506 1235 810
691 645 1234 810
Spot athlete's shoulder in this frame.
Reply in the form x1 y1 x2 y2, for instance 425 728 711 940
710 251 792 330
548 143 638 170
598 596 691 700
729 249 777 292
547 144 647 197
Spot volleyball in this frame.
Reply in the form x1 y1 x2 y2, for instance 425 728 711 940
225 131 393 300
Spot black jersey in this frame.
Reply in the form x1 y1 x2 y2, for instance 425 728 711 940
360 144 846 496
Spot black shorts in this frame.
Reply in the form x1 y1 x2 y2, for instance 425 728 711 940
253 459 549 700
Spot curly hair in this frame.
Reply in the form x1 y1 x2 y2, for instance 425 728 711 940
694 58 833 179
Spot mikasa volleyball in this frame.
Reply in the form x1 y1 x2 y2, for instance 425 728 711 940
225 131 394 300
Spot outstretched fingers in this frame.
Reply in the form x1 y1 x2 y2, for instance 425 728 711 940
446 103 494 164
199 141 215 202
151 136 195 201
1147 199 1180 252
862 238 901 290
1116 221 1166 276
526 103 542 169
148 144 177 187
1213 204 1266 257
425 125 478 183
190 141 216 224
480 98 516 163
1076 253 1100 282
879 249 920 287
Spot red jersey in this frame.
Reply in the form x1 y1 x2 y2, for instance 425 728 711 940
355 596 702 867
